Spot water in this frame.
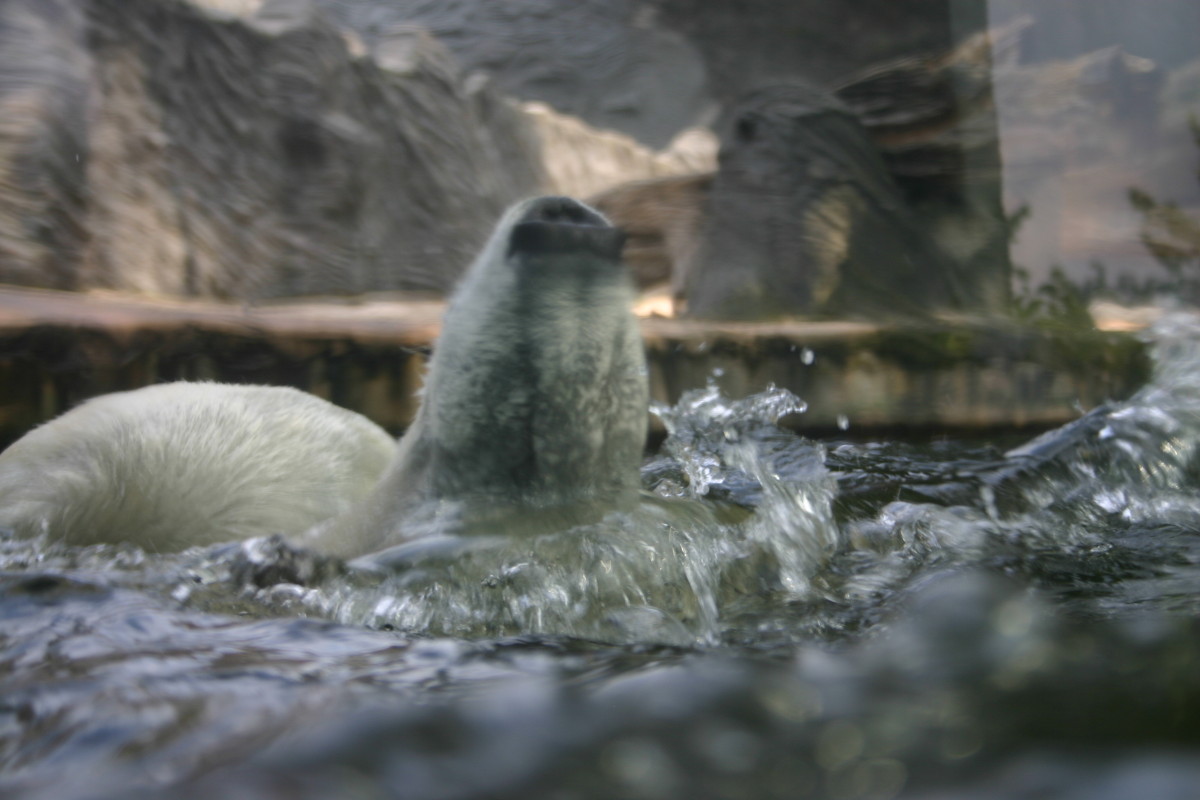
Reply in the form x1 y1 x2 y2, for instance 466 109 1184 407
3 315 1200 799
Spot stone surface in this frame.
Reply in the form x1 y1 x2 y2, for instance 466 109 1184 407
598 23 1020 320
0 0 717 302
836 22 1017 314
0 0 546 299
590 173 712 291
314 0 714 149
521 102 715 201
651 0 989 115
675 84 968 320
319 0 993 149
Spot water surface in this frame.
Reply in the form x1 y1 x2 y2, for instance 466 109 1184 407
3 315 1200 799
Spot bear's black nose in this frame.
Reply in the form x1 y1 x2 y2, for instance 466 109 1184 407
520 196 609 228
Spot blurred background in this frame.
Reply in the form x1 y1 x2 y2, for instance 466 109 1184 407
2 0 1196 311
2 0 1195 436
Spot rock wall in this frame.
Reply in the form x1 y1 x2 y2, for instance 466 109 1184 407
315 0 996 151
314 0 714 149
0 0 91 290
651 0 987 112
521 102 714 201
0 0 717 300
681 85 965 320
8 0 1188 314
595 25 1020 320
0 0 547 298
590 173 711 290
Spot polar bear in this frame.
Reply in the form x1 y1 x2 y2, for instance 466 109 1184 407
0 196 648 556
0 382 396 551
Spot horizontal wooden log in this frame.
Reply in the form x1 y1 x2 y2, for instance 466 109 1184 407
0 286 1148 445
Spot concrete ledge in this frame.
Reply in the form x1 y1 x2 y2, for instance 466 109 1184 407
641 316 1150 433
0 286 1150 443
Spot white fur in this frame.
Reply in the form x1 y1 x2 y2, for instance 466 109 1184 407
311 196 648 555
0 383 394 551
0 197 647 557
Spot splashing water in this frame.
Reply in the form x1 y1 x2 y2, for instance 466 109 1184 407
166 382 840 646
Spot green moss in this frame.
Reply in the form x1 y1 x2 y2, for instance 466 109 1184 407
866 326 983 371
865 322 1149 395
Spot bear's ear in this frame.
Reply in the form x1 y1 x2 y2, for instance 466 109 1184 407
508 221 627 261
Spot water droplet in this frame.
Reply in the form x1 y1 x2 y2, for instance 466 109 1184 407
1093 488 1128 514
712 366 725 377
836 414 850 431
800 347 815 365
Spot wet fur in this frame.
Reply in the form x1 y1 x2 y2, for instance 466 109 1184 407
310 196 647 556
0 383 395 550
0 197 647 557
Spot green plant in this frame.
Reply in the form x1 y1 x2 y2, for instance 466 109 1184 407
1010 265 1095 329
